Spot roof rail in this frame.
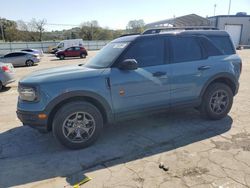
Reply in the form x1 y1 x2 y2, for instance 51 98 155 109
143 26 218 35
119 33 141 37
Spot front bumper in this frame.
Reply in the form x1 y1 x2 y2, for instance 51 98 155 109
16 110 49 132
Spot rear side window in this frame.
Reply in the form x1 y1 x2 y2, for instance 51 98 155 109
198 37 223 57
4 53 15 58
121 37 164 67
207 36 235 55
170 37 202 63
4 53 24 57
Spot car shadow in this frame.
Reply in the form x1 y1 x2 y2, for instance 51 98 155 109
13 64 39 68
50 57 86 61
0 86 11 92
0 109 232 187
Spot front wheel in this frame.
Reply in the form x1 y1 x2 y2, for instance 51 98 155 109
200 83 233 120
52 101 103 149
25 60 34 67
59 55 65 60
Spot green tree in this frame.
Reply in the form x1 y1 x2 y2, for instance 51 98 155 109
80 20 100 40
0 18 18 41
29 18 47 41
126 19 145 33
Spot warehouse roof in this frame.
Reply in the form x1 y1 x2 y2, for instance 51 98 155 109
145 14 211 28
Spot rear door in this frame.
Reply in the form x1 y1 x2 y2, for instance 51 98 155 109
169 36 212 105
3 53 17 65
109 36 171 116
15 53 27 66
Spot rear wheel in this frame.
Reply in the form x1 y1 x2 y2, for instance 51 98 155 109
80 53 86 58
52 101 103 149
200 83 233 120
25 60 34 67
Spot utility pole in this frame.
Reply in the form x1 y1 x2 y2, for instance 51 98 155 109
0 18 5 42
228 0 231 15
90 23 93 40
214 4 217 16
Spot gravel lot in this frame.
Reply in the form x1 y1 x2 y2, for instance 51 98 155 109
0 50 250 188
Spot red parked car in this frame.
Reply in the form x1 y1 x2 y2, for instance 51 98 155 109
55 46 88 60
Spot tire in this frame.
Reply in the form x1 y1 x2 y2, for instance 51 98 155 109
52 101 103 149
59 55 65 60
25 60 34 67
80 53 86 58
200 83 233 120
0 81 3 91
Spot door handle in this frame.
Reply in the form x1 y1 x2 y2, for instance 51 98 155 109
152 71 166 77
198 65 211 71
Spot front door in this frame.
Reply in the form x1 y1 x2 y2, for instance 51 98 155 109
109 36 171 117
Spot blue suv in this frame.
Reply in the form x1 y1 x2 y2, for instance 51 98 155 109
17 30 242 149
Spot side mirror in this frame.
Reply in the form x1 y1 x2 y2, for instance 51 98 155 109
118 59 138 70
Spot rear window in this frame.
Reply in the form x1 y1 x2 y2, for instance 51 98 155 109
207 36 235 55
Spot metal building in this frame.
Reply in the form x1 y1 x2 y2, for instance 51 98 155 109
208 14 250 47
145 14 211 28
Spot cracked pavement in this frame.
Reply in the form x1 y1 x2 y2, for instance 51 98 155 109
0 50 250 188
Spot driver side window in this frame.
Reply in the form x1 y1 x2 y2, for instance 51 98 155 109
121 38 165 67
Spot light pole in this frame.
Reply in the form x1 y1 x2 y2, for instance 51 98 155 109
228 0 231 15
214 4 217 16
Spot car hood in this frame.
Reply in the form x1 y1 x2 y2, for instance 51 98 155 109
20 65 105 84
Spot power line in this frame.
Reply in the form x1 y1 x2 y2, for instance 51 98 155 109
22 21 79 27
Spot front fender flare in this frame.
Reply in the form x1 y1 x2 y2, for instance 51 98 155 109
45 90 114 123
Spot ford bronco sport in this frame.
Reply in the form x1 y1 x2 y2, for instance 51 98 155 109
17 29 242 149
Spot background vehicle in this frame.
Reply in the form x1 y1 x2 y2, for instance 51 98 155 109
55 46 88 60
0 62 15 90
0 52 40 67
17 30 242 149
52 39 84 53
21 49 43 57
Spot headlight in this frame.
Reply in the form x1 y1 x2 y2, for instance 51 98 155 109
19 87 37 101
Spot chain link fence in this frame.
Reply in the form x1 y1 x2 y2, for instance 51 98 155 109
0 40 110 55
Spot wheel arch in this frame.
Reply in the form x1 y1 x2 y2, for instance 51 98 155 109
45 91 114 131
200 73 238 99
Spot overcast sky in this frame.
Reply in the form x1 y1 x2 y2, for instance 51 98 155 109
1 0 249 31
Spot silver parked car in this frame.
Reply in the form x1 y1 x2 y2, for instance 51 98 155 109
0 62 15 90
21 49 43 57
0 52 40 67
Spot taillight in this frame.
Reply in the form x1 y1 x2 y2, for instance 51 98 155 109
2 66 10 72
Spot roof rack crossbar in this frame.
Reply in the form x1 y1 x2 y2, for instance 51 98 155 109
143 26 218 35
119 33 141 38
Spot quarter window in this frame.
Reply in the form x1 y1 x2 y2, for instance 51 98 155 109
207 36 235 55
171 37 202 63
121 38 165 67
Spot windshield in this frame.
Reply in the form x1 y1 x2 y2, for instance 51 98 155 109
57 42 64 48
85 42 129 68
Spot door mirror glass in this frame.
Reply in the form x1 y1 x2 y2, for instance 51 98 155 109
118 59 138 70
